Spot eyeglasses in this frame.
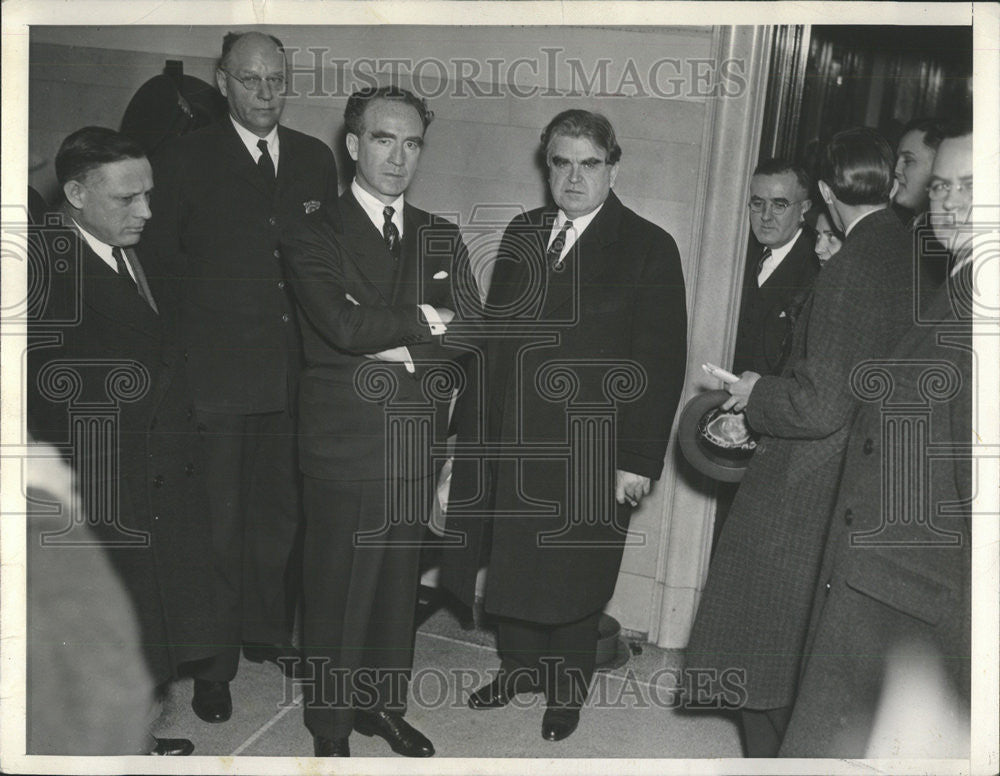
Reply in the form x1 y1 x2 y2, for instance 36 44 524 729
549 157 610 174
927 179 973 200
748 198 805 216
221 69 286 93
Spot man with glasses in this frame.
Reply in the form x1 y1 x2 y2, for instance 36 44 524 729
442 109 687 743
140 31 339 723
733 159 819 377
687 127 915 757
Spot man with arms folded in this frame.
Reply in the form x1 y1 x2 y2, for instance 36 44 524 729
281 86 466 758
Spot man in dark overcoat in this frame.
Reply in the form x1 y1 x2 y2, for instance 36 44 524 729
779 125 974 757
685 128 918 756
139 31 339 721
27 126 219 755
732 158 819 377
280 86 466 758
441 109 688 743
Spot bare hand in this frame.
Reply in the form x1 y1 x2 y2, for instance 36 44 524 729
721 371 761 412
616 470 651 507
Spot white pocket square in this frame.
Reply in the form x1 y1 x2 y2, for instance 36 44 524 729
433 271 449 280
778 311 787 318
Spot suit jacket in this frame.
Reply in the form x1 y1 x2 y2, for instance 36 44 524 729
732 228 819 376
441 191 688 624
686 208 916 710
140 119 339 414
26 214 221 684
779 267 972 756
280 189 466 481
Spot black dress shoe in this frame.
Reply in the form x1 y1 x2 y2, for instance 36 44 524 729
313 735 350 757
541 708 580 742
192 679 232 723
243 642 304 678
354 709 434 757
150 737 194 756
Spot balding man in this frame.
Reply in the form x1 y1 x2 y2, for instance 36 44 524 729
141 31 339 723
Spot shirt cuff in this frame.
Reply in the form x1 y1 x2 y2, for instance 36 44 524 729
419 304 448 336
401 346 415 374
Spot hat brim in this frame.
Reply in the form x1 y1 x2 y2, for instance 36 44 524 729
677 390 756 483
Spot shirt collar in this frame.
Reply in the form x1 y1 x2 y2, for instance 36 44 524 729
230 116 279 164
352 179 405 236
766 226 803 264
71 218 118 272
844 205 886 237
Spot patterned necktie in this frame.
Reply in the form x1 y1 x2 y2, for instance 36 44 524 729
383 206 401 260
756 246 772 286
546 220 573 269
257 138 276 181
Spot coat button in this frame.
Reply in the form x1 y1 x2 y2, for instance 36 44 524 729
277 280 285 289
273 249 281 259
844 508 853 525
268 216 277 226
281 312 290 323
183 350 189 362
152 514 159 522
153 474 165 488
824 581 831 594
185 463 195 476
863 438 874 455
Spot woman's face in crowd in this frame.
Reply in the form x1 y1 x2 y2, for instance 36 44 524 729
814 213 843 265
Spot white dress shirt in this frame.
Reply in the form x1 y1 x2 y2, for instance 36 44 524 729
757 227 802 286
231 117 280 173
73 219 136 282
546 203 604 266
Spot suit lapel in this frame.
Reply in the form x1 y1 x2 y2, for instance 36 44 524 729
393 204 425 305
124 247 159 314
543 192 623 315
78 239 161 340
339 192 397 300
217 120 273 200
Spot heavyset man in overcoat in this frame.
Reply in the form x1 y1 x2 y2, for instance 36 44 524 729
442 109 688 743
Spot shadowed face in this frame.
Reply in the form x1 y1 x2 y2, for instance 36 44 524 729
929 134 973 254
347 98 425 204
814 212 843 265
893 129 937 213
216 34 286 137
748 172 811 249
64 157 153 247
547 134 619 219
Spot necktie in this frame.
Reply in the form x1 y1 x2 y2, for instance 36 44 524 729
112 246 138 291
113 246 155 310
383 206 401 260
756 247 772 286
546 220 573 269
257 138 276 182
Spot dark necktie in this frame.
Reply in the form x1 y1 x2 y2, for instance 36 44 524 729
112 246 138 291
257 138 276 182
756 246 772 286
113 246 155 310
546 220 573 269
383 206 400 260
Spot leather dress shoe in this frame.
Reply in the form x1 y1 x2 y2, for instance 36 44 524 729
354 709 434 757
313 734 350 757
150 737 194 756
191 679 232 723
541 707 580 742
243 642 304 678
